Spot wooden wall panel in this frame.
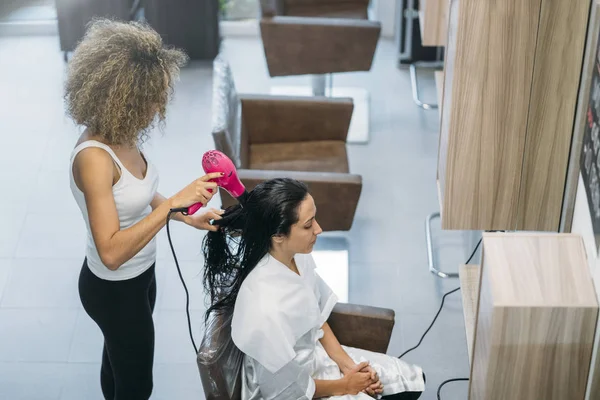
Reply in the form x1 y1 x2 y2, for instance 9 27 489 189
440 0 541 230
517 0 591 231
436 0 458 202
419 0 448 47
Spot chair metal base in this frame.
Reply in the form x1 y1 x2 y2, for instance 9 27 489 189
410 62 444 110
426 212 459 278
270 76 370 144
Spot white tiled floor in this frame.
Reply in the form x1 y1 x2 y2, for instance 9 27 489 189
0 31 475 399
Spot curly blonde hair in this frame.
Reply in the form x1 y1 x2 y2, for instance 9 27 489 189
64 18 189 146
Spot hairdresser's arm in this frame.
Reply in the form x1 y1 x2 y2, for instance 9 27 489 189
74 148 219 270
151 192 186 222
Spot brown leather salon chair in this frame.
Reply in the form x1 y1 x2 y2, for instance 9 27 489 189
210 55 362 232
258 0 381 78
197 303 396 400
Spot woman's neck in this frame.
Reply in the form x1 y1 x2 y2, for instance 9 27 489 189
82 129 138 150
270 249 299 275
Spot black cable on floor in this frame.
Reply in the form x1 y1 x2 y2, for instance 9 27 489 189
437 378 469 400
166 209 198 355
398 237 482 360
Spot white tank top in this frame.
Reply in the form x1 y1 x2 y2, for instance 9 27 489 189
69 140 160 281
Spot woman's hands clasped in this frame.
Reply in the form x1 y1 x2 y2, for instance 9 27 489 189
342 362 384 397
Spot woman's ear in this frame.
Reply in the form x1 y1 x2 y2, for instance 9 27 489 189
272 234 285 244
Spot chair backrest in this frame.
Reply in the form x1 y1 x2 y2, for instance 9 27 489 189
197 310 244 400
211 55 246 168
281 0 371 18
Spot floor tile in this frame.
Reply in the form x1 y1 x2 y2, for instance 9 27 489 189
154 310 208 364
0 258 14 302
0 309 78 362
27 168 80 215
14 212 86 259
153 363 205 400
155 258 207 311
0 258 81 309
59 363 103 400
0 210 26 258
0 362 65 400
67 310 104 364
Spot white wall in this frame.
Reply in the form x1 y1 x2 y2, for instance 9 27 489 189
372 0 397 38
570 173 600 400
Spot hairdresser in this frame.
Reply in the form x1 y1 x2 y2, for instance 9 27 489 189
65 19 222 400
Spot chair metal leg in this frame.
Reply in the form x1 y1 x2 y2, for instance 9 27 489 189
312 74 326 96
426 212 459 278
410 62 444 110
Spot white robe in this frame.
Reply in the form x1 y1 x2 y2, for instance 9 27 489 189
231 252 425 400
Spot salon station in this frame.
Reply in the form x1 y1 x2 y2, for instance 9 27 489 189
2 0 600 399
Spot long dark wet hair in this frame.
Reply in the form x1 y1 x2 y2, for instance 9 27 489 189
201 178 309 322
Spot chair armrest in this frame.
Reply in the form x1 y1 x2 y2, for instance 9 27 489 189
328 303 395 354
220 169 362 231
259 16 380 76
240 94 353 144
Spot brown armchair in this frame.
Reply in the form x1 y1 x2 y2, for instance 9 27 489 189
211 55 362 232
258 0 381 77
197 302 396 400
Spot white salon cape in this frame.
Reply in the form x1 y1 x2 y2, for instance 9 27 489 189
231 253 425 400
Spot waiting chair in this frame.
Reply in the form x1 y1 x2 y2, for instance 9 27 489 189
210 55 362 232
257 0 381 143
197 302 396 399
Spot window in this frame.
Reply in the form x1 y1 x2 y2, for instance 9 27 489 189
219 0 259 21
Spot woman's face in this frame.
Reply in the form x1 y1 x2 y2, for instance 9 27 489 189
279 194 323 254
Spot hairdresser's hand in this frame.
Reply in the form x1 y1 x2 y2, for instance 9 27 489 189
170 172 223 209
342 362 374 395
185 208 224 232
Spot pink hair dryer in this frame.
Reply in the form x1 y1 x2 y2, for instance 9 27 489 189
186 150 248 215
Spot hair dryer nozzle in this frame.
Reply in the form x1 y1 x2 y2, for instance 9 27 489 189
185 150 247 215
201 150 246 198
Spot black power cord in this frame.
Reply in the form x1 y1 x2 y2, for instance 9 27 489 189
397 238 482 399
166 208 198 354
398 237 482 359
437 378 469 400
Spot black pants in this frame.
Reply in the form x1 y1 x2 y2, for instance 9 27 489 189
78 258 157 400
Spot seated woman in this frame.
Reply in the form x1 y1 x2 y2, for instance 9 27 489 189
201 178 425 399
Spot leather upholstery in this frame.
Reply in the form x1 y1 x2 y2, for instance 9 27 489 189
258 0 380 77
197 303 396 400
250 141 349 173
239 95 353 144
327 303 395 354
283 0 370 18
211 55 362 232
